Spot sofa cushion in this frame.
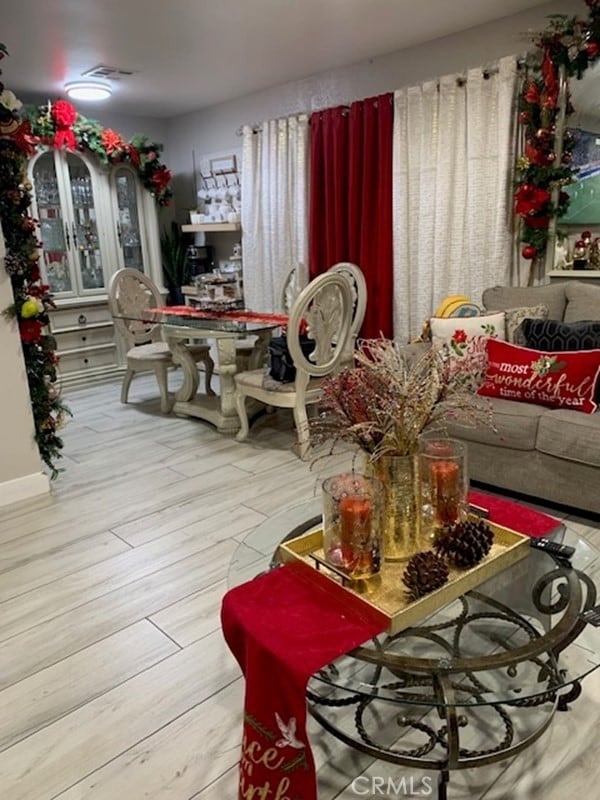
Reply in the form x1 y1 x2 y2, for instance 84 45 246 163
522 318 600 351
505 304 549 345
430 312 505 351
482 283 567 321
536 408 600 468
478 339 600 414
564 281 600 322
445 397 543 451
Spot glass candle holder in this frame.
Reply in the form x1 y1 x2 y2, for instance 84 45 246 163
419 437 469 534
322 473 383 579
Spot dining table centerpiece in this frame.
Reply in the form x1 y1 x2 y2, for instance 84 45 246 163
310 339 493 561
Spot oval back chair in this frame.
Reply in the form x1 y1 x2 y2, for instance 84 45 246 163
234 271 353 459
108 268 213 412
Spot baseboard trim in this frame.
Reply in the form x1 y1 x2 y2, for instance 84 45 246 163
0 472 50 508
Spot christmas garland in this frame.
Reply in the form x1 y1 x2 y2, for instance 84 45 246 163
515 0 600 266
0 44 173 478
27 99 173 206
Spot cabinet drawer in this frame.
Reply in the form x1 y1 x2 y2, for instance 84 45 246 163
51 305 112 330
58 345 118 374
55 326 115 351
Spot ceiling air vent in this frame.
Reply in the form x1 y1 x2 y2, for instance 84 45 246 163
81 65 136 80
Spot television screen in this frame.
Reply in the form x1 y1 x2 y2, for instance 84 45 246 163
560 128 600 224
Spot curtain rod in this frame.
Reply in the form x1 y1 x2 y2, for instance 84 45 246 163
235 63 508 135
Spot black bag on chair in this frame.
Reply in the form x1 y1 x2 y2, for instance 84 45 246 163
268 335 315 383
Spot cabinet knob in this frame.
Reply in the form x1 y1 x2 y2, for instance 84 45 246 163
78 314 87 325
81 335 87 342
83 358 89 364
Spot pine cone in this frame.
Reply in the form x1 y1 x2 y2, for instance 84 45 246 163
433 519 494 568
402 551 449 601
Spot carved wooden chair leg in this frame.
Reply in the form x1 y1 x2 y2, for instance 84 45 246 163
293 404 311 461
154 363 171 413
204 354 215 396
235 390 250 441
121 367 135 404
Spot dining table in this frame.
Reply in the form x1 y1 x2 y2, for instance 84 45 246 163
113 304 286 433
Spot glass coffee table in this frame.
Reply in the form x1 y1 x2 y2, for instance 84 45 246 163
228 498 600 799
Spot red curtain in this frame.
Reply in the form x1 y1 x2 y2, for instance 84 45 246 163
309 94 393 339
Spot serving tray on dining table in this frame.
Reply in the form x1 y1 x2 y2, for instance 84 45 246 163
276 520 530 635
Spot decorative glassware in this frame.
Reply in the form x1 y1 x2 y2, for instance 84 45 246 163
366 454 421 562
419 437 469 539
322 474 383 579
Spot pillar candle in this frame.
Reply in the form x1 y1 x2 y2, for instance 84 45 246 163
429 459 461 526
339 495 373 573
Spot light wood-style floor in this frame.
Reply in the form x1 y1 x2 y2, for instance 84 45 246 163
1 372 599 799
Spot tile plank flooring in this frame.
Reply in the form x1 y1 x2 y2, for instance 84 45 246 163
1 373 598 799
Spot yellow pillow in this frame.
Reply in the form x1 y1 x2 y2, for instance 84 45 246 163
434 295 481 318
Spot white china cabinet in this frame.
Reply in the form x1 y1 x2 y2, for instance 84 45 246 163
29 149 162 386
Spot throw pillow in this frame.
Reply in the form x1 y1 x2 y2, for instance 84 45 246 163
505 305 549 346
430 311 506 355
522 318 600 351
478 338 600 414
430 311 505 393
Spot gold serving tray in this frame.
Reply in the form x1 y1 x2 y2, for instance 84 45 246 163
276 520 530 635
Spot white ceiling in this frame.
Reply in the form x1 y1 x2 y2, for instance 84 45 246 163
2 0 552 118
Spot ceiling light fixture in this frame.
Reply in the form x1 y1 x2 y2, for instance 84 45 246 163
64 81 112 101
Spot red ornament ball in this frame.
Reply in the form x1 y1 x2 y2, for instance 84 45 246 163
522 245 537 260
587 41 600 59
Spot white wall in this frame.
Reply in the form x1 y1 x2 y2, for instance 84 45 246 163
0 230 49 507
164 0 581 213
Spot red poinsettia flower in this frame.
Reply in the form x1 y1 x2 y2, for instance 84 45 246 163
53 128 76 150
19 319 43 343
101 128 125 154
541 50 559 108
151 167 171 192
515 184 551 217
51 99 77 128
524 142 548 166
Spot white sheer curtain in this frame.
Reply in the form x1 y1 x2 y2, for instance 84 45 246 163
241 114 309 311
392 55 518 342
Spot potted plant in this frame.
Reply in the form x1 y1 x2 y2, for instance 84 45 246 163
160 224 190 305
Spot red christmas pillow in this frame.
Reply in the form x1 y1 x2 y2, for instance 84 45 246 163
478 339 600 414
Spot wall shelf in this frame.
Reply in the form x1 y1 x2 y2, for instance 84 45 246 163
181 222 241 233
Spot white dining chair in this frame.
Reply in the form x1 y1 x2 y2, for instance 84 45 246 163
234 271 353 459
108 268 214 413
327 262 367 366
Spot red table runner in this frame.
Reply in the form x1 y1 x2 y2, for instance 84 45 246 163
221 560 387 800
151 305 290 327
468 489 563 539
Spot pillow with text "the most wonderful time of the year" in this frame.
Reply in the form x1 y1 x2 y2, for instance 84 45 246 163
478 338 600 414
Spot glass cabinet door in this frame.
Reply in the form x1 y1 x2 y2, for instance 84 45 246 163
32 152 74 294
114 167 144 271
66 153 105 290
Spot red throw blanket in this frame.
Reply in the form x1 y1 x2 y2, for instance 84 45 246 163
221 560 387 800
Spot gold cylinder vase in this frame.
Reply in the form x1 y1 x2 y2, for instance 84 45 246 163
366 454 421 562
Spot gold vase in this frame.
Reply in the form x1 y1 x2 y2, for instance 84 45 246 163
366 454 421 562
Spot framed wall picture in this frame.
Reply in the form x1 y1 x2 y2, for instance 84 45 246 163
210 154 237 175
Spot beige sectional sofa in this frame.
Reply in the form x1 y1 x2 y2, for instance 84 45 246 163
443 281 600 516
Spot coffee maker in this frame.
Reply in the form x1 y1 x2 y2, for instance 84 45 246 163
186 244 215 278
